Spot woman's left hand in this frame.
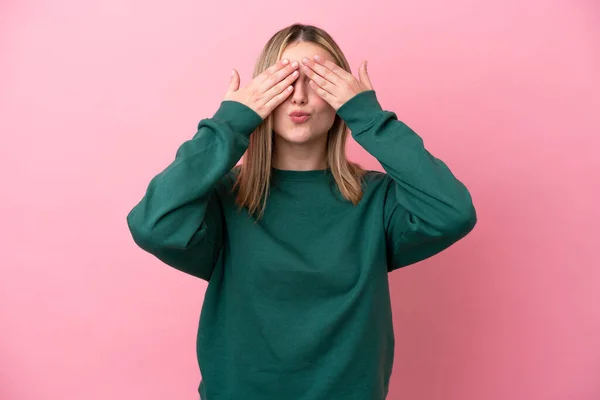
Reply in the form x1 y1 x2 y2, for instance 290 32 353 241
302 55 374 111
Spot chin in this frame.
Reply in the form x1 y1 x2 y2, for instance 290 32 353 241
273 123 302 136
279 132 314 144
274 123 328 145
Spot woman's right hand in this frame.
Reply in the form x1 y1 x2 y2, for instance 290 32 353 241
224 59 300 120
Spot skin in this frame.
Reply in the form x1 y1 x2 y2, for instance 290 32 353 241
271 42 374 171
271 42 337 171
224 41 374 171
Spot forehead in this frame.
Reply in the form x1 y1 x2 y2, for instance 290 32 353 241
280 42 335 63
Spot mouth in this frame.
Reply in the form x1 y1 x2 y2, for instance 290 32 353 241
289 113 311 123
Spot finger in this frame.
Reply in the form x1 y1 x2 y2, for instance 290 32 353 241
228 69 240 92
258 58 292 85
308 78 336 106
359 60 373 90
313 56 354 84
263 82 294 111
263 68 299 103
303 63 339 98
259 60 299 93
302 57 344 89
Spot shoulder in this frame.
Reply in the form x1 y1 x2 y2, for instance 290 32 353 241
359 169 397 210
208 165 240 201
223 165 241 187
361 169 392 190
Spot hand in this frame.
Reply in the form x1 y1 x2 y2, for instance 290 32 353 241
301 56 374 111
224 59 300 120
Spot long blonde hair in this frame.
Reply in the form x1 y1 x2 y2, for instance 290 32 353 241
233 23 366 220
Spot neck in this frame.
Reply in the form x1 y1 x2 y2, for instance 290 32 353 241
272 136 328 171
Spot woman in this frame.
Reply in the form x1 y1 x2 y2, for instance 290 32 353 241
127 23 477 400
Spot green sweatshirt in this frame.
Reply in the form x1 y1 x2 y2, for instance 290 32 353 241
126 90 477 400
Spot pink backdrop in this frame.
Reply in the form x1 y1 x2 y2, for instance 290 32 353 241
1 0 599 399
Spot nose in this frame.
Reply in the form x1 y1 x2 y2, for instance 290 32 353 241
290 71 307 105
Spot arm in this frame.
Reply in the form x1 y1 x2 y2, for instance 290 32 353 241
126 100 263 280
337 90 477 271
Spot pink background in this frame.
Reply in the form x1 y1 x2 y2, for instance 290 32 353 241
1 0 599 399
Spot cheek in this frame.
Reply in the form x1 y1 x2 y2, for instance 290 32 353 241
305 92 328 109
311 98 335 116
308 89 324 103
272 106 287 124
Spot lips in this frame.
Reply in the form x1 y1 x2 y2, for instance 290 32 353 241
289 110 311 124
289 111 311 117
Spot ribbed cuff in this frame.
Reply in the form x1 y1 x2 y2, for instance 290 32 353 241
209 100 264 137
336 90 384 135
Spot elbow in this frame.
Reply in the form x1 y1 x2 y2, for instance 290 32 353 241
126 207 202 252
461 203 478 234
126 208 162 252
127 211 150 249
443 201 477 238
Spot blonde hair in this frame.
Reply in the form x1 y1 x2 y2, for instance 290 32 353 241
233 23 367 220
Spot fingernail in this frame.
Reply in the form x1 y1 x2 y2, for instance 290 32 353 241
231 69 235 76
282 59 289 65
313 55 321 61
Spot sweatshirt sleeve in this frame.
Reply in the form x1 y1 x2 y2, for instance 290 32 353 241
126 100 263 280
336 90 477 271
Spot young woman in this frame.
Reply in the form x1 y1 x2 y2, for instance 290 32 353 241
127 23 477 400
